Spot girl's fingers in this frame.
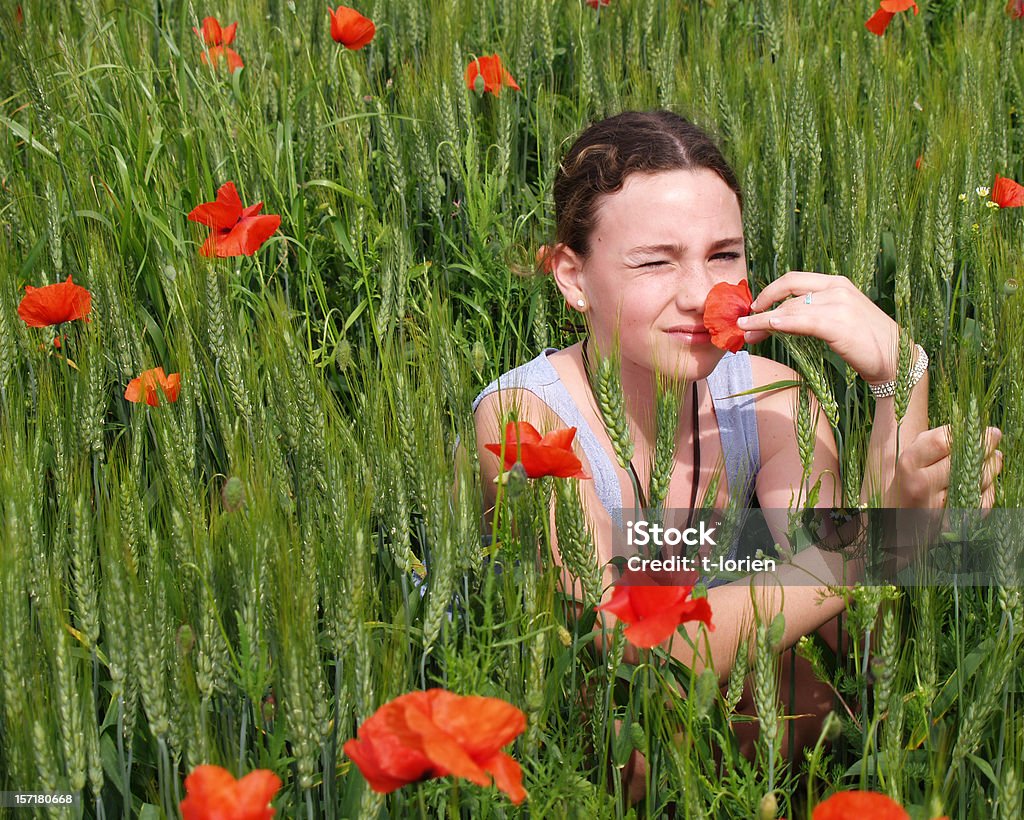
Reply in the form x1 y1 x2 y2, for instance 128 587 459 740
749 272 843 311
905 426 953 469
981 449 1004 490
750 271 847 311
984 426 1003 455
742 329 771 345
981 484 996 516
737 290 838 335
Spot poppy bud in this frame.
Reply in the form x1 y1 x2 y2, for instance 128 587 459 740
474 73 486 95
471 339 488 374
176 624 195 656
222 476 246 511
629 721 646 751
262 691 277 724
335 337 353 370
1004 278 1019 295
502 462 529 499
759 791 779 820
693 667 718 719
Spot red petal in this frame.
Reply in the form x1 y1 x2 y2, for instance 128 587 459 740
330 6 376 49
124 376 143 404
213 213 281 257
427 691 527 760
220 21 237 45
223 46 244 72
676 596 714 631
865 9 895 35
181 765 236 820
595 585 640 624
484 421 544 467
231 769 282 819
519 444 590 479
479 751 527 804
703 279 752 352
880 0 917 13
188 181 243 228
539 427 577 450
17 275 92 327
403 706 491 788
992 174 1024 208
196 17 221 46
623 608 687 648
343 734 431 793
161 372 182 403
812 790 909 820
465 55 517 96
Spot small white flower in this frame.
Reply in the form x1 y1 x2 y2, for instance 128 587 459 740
958 193 968 202
986 200 1000 209
912 97 923 111
976 186 991 197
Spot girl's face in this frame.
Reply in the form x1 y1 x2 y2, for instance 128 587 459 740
561 168 747 382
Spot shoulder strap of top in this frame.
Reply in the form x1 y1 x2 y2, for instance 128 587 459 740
705 350 761 507
473 349 624 522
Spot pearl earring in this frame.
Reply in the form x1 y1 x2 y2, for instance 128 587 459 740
576 298 586 309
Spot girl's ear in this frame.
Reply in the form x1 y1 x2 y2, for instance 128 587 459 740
550 243 587 310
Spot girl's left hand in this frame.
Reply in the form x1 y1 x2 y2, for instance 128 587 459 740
735 271 903 384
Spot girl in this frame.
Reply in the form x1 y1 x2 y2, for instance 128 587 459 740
473 110 1002 764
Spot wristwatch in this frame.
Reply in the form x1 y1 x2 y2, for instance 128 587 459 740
868 344 929 399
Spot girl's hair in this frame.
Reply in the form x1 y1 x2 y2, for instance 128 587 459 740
553 110 742 258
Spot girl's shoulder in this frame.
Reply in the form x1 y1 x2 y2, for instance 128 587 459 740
746 353 805 465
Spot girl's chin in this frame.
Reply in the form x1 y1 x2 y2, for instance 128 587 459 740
649 347 727 379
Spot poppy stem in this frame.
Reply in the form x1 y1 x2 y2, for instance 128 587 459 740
417 784 428 819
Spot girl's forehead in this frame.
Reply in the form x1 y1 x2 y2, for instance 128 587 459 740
592 170 742 242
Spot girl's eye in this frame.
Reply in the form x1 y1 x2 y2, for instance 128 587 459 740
642 260 670 268
711 252 741 262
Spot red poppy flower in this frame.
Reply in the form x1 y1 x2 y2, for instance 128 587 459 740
187 182 281 257
812 791 909 820
125 367 181 407
343 689 527 804
914 155 923 170
180 764 282 820
1008 1 1024 19
329 6 375 50
193 16 237 46
596 568 713 649
485 421 591 480
17 275 92 328
703 279 752 352
194 16 244 71
586 0 611 7
992 174 1024 208
865 1 918 36
465 55 520 97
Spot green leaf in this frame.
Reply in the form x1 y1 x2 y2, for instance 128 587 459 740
721 378 802 399
0 113 56 160
967 753 999 787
